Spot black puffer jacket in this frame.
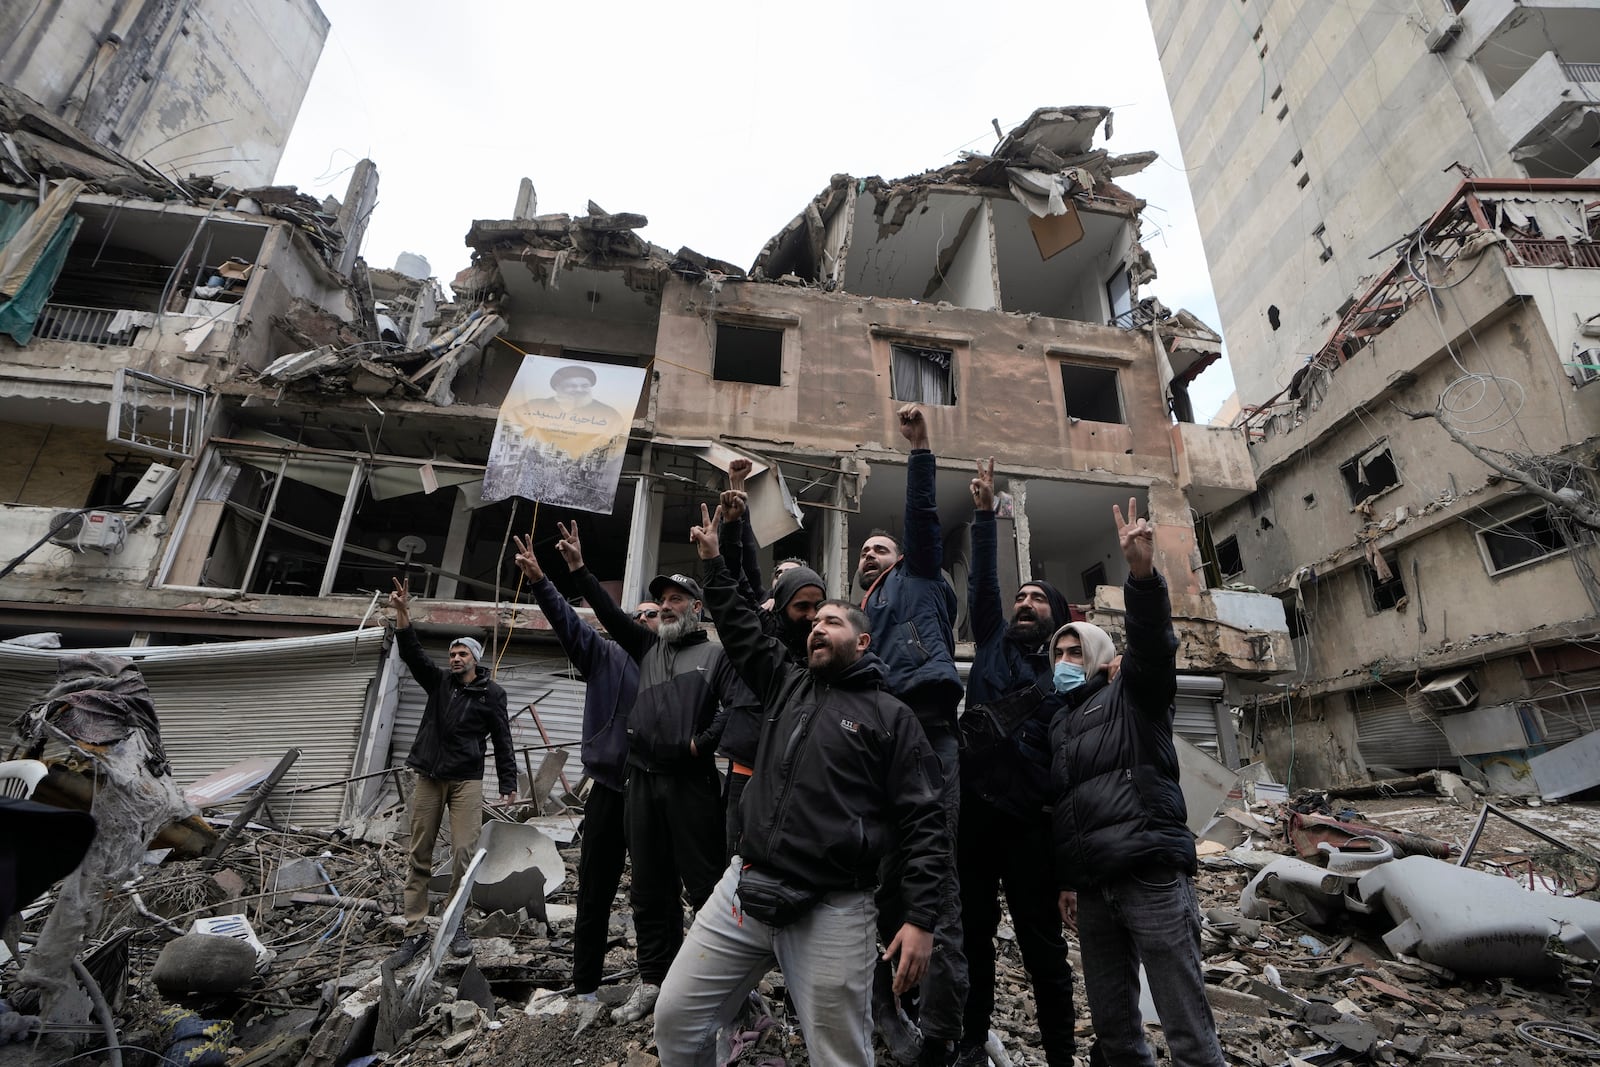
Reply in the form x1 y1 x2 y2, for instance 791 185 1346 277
398 627 517 795
702 556 946 930
1048 571 1194 889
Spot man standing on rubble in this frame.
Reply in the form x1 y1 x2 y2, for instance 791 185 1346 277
653 499 944 1066
856 403 967 1067
551 520 760 1026
511 534 649 1012
953 458 1077 1067
1048 500 1226 1067
386 579 517 964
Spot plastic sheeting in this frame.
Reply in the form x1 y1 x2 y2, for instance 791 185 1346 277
0 180 85 344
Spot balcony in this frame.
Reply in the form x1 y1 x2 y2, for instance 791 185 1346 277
1492 51 1600 178
1466 0 1600 97
32 303 149 347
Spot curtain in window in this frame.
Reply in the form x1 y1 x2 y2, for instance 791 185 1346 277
891 345 953 405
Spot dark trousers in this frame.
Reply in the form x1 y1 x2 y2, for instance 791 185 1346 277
625 768 725 984
724 766 751 862
572 781 627 994
957 792 1076 1064
875 719 967 1043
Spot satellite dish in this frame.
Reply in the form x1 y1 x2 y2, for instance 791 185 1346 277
397 535 427 568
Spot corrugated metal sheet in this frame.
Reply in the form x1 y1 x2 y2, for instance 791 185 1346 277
0 630 388 828
391 650 587 796
1353 685 1457 770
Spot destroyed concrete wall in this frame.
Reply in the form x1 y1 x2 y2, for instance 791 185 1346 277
0 0 328 188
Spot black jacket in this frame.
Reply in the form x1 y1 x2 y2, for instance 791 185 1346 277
530 575 635 792
398 627 517 795
574 566 759 776
962 510 1070 819
1048 572 1194 889
703 556 946 931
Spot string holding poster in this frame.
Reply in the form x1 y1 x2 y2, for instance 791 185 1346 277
481 355 646 513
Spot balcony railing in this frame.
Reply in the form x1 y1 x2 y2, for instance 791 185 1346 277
1562 62 1600 82
1506 238 1600 268
32 304 142 346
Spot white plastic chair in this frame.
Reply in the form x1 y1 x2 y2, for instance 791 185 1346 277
0 758 49 799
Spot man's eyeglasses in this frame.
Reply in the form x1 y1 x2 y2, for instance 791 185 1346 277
632 610 660 620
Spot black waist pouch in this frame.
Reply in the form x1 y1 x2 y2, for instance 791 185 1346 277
736 864 822 928
959 682 1046 754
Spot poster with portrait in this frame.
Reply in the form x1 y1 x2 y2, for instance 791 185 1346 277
481 354 646 513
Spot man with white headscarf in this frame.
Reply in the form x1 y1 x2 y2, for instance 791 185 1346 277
1046 501 1225 1067
387 578 518 965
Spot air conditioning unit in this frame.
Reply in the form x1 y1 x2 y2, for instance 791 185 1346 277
1570 348 1600 386
1419 670 1479 712
47 511 127 553
1425 14 1462 53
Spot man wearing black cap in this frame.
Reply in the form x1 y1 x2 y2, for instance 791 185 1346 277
952 459 1077 1066
551 520 759 1026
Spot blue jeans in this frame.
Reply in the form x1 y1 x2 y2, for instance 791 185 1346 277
1076 870 1224 1067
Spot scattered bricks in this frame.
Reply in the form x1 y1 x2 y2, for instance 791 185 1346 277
1394 1033 1431 1059
151 933 258 996
300 972 385 1067
1205 985 1274 1018
1370 1013 1405 1040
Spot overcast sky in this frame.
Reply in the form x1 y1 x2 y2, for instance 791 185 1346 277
273 0 1236 421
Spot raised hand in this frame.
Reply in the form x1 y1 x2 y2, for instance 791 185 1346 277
690 502 723 561
511 533 544 582
1114 497 1154 580
970 456 995 511
728 457 752 493
555 521 584 572
388 576 411 627
719 488 748 524
896 403 930 450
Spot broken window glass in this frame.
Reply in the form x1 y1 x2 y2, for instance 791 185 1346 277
1060 363 1123 423
1367 551 1405 612
713 324 784 385
1479 506 1568 575
890 344 956 406
1340 443 1400 505
1216 536 1244 580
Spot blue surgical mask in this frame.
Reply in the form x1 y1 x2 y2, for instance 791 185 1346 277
1053 662 1085 694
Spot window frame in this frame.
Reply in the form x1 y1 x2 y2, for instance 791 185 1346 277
888 342 957 406
712 321 786 386
1215 535 1245 581
1059 361 1125 424
1340 441 1401 506
1475 503 1571 576
1364 550 1405 613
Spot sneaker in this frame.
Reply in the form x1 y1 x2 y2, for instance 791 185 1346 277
387 932 427 968
449 922 473 957
951 1042 990 1067
610 980 661 1024
873 972 923 1066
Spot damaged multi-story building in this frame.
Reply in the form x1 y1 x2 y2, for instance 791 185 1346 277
1146 1 1600 795
1 101 1289 823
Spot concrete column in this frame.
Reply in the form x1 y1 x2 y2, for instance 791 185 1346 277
1011 478 1032 585
434 485 476 600
623 451 660 607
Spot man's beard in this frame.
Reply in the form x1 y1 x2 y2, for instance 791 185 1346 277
1007 614 1051 648
659 614 702 643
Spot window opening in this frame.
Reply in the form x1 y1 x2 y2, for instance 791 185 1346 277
1479 506 1569 574
1340 443 1400 505
109 368 207 460
714 324 784 385
1080 561 1107 600
1367 551 1405 611
1216 536 1244 580
890 344 956 406
1060 363 1123 423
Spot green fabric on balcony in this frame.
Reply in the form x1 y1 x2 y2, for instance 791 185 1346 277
0 179 86 345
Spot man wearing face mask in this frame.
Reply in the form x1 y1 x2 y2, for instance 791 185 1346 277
951 459 1076 1067
1047 500 1225 1067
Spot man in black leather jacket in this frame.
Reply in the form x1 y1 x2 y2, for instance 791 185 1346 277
653 499 944 1067
1048 501 1225 1067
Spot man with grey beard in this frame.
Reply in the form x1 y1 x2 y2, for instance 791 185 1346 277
552 521 759 1026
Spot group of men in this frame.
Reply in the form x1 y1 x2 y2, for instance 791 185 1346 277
388 404 1226 1067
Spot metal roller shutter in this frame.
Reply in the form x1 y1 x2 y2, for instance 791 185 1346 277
0 630 389 828
1175 674 1225 759
1527 669 1600 746
1353 684 1457 770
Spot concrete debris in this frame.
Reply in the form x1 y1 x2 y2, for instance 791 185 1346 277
150 934 258 997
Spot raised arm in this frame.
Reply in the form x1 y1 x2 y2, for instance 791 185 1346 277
692 502 792 702
718 459 765 609
897 404 943 579
967 457 1004 645
389 577 443 687
514 533 618 676
555 520 655 661
1111 499 1178 713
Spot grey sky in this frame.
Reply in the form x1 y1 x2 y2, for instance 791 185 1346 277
273 0 1235 420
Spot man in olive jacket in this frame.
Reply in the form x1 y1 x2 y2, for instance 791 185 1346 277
387 578 517 964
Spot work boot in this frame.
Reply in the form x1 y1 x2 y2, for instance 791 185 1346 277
610 981 660 1024
873 964 923 1065
449 922 472 958
386 932 427 968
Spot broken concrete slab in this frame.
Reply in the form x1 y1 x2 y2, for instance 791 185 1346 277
1530 728 1600 800
1239 857 1346 926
